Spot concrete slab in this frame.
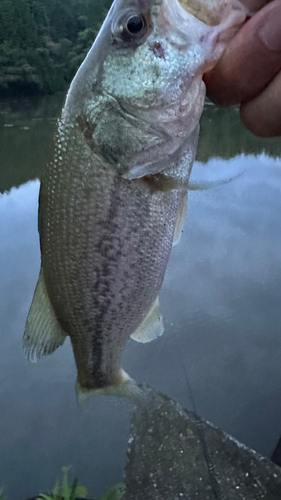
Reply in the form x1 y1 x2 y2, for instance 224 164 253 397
272 436 281 468
124 388 281 500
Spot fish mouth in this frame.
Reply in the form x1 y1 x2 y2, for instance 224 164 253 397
177 0 221 25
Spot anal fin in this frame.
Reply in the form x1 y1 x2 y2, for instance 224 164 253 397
23 269 67 362
173 192 188 246
131 297 164 343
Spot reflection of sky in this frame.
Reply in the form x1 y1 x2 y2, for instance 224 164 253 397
124 153 281 453
0 154 281 498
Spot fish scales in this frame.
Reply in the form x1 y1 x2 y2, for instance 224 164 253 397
40 122 180 389
24 0 247 397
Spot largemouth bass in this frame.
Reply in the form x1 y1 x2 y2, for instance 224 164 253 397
24 0 246 398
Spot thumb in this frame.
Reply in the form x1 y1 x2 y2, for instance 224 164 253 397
204 0 281 106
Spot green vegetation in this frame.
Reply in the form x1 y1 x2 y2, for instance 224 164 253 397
38 466 88 500
99 483 125 500
0 467 125 500
36 466 125 500
0 0 111 96
0 487 6 500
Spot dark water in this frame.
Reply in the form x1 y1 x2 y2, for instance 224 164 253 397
0 95 281 499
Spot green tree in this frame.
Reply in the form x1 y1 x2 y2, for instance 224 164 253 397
0 0 111 96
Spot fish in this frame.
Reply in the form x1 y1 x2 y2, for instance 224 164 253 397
23 0 247 399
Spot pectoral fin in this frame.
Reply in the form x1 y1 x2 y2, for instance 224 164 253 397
131 297 164 343
23 269 67 362
173 192 188 246
188 171 244 191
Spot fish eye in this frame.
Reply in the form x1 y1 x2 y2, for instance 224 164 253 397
126 15 145 34
113 11 150 43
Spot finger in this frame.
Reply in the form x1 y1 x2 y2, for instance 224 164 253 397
240 69 281 136
204 0 281 106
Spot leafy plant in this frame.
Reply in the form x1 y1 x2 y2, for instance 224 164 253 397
1 474 125 500
38 466 88 500
0 487 6 500
101 483 125 500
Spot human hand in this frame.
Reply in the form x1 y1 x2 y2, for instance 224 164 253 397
204 0 281 137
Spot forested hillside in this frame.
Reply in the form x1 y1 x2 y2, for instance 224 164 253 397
0 0 111 95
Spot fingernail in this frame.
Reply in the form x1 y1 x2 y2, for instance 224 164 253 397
259 2 281 51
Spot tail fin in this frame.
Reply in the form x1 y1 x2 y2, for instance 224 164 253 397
76 370 145 407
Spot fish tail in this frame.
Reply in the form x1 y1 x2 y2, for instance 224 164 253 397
76 369 145 407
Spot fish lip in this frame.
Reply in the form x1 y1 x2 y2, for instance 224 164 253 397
175 0 222 25
169 0 246 29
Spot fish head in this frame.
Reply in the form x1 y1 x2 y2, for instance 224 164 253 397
63 0 247 177
103 0 246 104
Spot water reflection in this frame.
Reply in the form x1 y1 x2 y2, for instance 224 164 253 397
197 102 281 162
0 96 281 499
0 181 131 499
0 96 280 195
0 95 64 194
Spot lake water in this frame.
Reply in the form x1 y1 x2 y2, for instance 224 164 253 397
0 95 281 499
